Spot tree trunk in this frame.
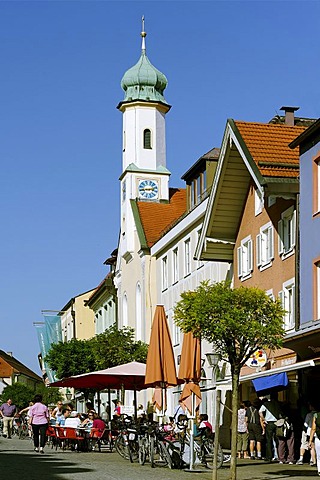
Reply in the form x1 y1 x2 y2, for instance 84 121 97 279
229 369 240 480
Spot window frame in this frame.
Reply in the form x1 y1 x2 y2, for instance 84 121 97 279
237 235 253 280
162 256 168 291
172 247 179 284
184 238 191 277
279 278 295 331
256 222 274 270
278 206 296 259
143 129 152 149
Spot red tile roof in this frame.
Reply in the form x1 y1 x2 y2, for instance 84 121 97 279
234 121 306 178
137 188 187 247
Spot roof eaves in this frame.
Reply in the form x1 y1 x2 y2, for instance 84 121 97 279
130 199 149 251
289 118 320 149
229 119 266 187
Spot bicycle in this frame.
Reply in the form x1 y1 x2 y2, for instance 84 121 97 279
114 418 139 463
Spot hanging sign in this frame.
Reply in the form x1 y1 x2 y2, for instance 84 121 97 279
246 349 267 369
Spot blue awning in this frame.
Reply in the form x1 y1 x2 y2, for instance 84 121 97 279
252 372 288 393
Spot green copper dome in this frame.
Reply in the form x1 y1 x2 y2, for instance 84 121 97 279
120 30 168 105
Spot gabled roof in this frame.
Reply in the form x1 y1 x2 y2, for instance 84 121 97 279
234 121 305 178
0 350 42 382
196 119 307 262
133 188 187 248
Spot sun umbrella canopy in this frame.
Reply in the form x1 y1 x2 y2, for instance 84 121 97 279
49 361 146 391
178 332 201 383
145 305 181 388
178 332 202 414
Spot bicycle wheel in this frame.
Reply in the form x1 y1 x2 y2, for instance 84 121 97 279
150 438 171 468
115 435 131 460
138 437 146 465
202 438 223 469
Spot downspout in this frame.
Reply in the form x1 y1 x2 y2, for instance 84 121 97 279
71 299 76 339
295 193 300 330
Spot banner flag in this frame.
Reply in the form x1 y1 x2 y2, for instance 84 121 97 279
44 315 62 345
34 324 55 383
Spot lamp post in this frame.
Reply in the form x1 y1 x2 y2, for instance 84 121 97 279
65 388 72 401
206 351 222 480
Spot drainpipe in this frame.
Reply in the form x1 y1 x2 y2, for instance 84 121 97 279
71 300 76 339
295 194 300 330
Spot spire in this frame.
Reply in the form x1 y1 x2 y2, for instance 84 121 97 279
141 15 146 53
119 21 169 105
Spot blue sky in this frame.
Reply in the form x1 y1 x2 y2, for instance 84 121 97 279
1 0 319 374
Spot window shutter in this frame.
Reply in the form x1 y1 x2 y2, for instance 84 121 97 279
237 246 242 278
256 234 262 267
291 285 296 328
248 239 253 272
278 220 284 255
268 226 274 261
291 210 297 248
278 290 285 308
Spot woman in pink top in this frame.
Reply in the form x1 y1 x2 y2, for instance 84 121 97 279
29 394 49 453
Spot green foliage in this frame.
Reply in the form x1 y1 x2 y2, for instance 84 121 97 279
90 325 148 370
45 325 148 381
0 383 34 410
35 383 62 405
45 338 96 379
174 280 285 373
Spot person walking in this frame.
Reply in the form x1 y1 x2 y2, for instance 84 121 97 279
28 394 49 453
0 398 17 438
237 402 249 458
259 396 282 462
246 398 263 460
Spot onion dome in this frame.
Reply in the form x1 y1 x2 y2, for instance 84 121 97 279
120 21 168 105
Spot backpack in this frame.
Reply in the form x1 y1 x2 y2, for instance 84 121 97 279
247 406 260 425
275 418 291 439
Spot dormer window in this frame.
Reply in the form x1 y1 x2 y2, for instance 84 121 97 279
143 129 152 149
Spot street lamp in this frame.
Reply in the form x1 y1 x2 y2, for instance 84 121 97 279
65 388 72 401
206 350 222 480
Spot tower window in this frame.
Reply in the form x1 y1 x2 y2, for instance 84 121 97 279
143 129 152 149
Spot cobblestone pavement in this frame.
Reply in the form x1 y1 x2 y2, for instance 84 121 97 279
0 436 319 480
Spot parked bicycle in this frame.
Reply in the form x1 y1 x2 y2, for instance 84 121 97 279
114 417 139 463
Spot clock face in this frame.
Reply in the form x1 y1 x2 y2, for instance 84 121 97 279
138 179 159 199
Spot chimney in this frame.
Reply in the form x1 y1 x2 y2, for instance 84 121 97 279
280 106 299 126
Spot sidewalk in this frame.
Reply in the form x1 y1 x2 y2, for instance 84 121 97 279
0 436 318 480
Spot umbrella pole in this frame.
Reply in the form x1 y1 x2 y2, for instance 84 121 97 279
134 388 137 422
189 392 195 470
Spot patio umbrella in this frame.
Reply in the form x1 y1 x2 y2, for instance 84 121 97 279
178 331 202 471
49 361 146 391
144 305 181 420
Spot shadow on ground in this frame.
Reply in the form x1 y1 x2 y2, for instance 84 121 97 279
0 450 94 480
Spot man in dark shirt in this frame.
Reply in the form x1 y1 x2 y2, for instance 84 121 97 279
0 399 17 438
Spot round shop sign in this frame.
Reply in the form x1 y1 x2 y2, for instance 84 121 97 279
246 349 267 369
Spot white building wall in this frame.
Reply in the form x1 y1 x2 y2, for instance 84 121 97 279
151 207 231 420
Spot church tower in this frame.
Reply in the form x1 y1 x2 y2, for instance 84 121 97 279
117 19 171 260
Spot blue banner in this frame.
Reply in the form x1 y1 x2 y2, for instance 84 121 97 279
34 324 55 383
44 315 62 345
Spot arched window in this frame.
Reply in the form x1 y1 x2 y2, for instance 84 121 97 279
143 129 152 149
136 283 142 341
122 293 128 327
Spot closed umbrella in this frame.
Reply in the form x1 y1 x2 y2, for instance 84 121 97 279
178 331 202 471
145 305 181 421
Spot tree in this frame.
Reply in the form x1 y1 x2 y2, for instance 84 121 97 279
90 325 148 370
174 281 285 480
45 338 96 379
0 383 34 410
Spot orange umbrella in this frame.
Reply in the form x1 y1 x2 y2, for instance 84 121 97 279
178 331 202 471
145 305 181 412
178 331 202 414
